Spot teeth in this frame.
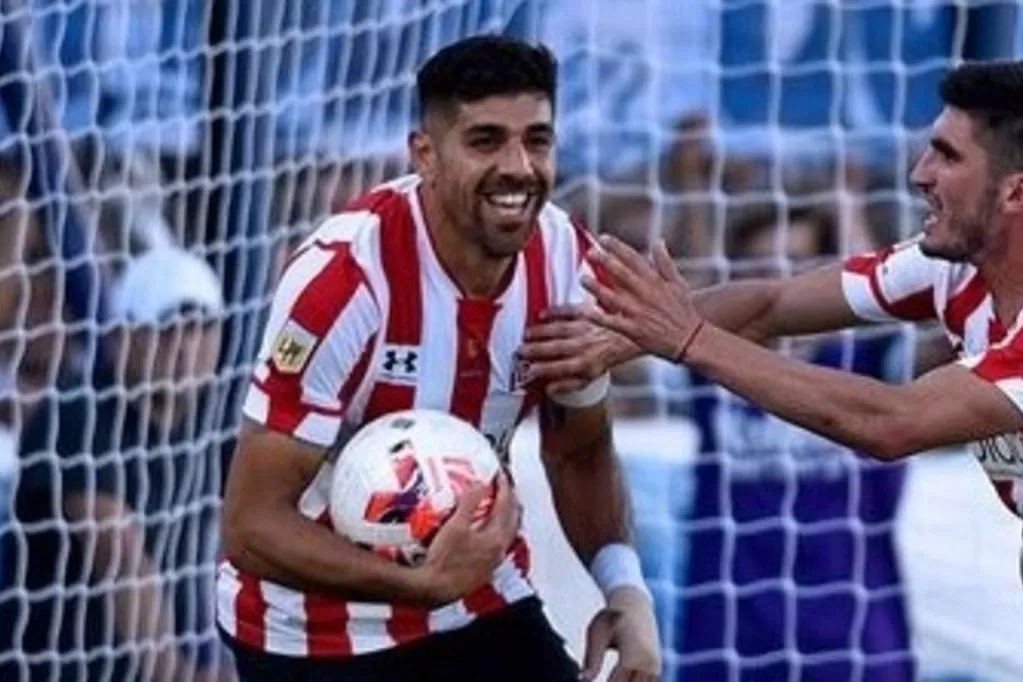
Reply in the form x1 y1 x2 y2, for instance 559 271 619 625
487 193 528 209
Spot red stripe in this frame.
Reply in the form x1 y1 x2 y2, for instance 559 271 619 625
450 300 499 426
234 572 268 650
945 274 988 339
262 246 370 434
363 191 421 423
510 536 531 578
305 511 353 656
450 299 506 614
973 338 1023 383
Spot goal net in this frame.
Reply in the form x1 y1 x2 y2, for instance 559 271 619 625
0 1 1021 681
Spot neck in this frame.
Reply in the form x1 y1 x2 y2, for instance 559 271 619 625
978 229 1023 325
419 186 514 299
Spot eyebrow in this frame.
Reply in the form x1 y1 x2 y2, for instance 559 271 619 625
930 136 962 161
463 122 554 136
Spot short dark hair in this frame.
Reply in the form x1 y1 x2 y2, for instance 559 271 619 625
416 35 557 120
940 60 1023 175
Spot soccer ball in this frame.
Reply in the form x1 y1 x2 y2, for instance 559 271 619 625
329 409 502 566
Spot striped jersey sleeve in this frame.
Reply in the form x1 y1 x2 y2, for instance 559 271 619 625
958 331 1023 417
841 240 940 323
242 238 381 448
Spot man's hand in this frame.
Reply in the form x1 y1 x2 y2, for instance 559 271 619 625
581 586 661 682
417 472 521 608
581 236 705 363
520 307 640 393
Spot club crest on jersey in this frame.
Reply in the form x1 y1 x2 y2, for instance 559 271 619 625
271 320 317 374
380 344 420 385
510 355 530 392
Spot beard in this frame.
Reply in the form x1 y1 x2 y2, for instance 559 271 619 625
920 187 996 263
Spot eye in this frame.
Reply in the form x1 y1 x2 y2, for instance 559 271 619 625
526 135 553 153
468 136 500 153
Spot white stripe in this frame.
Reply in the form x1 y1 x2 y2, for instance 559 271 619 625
253 363 269 383
258 247 335 361
962 296 995 355
346 602 395 653
994 377 1023 415
294 412 343 447
428 600 474 632
413 220 458 412
841 270 892 322
345 214 388 424
310 211 375 246
301 285 379 414
263 580 309 657
491 555 535 604
241 383 270 425
215 561 241 636
297 465 333 519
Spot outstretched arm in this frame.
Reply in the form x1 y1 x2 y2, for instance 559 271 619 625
691 262 861 343
579 236 1023 459
680 326 1022 459
521 260 863 392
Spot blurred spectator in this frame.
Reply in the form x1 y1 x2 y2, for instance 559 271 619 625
0 0 206 158
715 1 1018 167
671 198 914 681
0 156 40 611
9 245 226 682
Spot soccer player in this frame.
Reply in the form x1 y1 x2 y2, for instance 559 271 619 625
218 36 660 682
520 60 1023 542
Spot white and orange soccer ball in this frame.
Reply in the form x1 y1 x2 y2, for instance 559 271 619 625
328 409 502 566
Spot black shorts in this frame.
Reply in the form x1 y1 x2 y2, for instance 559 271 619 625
221 597 580 682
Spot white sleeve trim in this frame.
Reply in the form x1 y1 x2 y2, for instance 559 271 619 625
549 373 610 408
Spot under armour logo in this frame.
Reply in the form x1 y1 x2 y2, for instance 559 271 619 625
383 349 418 374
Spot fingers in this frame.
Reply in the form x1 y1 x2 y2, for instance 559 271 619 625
606 665 633 682
580 274 641 321
538 304 587 322
450 485 488 525
587 236 657 296
483 472 520 542
579 302 639 341
581 612 617 681
652 239 681 285
522 318 589 343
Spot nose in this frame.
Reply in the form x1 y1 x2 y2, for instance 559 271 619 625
909 149 933 191
496 141 532 178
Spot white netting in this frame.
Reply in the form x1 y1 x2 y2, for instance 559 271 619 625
0 1 1021 682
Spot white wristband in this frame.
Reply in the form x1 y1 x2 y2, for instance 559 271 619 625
589 543 651 600
549 372 610 408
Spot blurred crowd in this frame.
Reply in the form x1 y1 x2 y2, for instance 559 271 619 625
0 1 1018 681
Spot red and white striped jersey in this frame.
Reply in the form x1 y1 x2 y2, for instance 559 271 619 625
216 174 609 658
843 237 1023 517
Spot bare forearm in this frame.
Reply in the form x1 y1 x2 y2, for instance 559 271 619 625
692 280 779 342
686 324 906 459
224 506 430 606
691 263 857 342
540 403 631 565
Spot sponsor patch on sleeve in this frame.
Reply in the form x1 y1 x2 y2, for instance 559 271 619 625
271 320 317 374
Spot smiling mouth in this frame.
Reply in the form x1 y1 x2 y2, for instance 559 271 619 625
482 191 535 218
922 194 943 230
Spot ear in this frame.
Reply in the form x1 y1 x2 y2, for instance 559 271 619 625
1002 173 1023 215
408 130 435 182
